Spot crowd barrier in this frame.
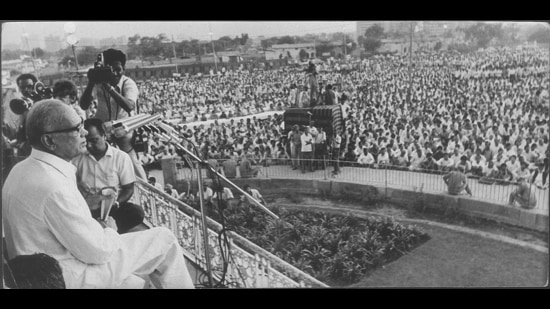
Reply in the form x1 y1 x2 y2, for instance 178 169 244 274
172 157 549 213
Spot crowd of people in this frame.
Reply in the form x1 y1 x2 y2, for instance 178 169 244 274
3 44 550 288
135 47 549 197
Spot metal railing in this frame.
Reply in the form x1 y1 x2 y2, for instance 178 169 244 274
134 178 328 288
174 157 549 212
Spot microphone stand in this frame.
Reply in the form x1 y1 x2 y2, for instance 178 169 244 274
146 124 279 219
144 123 280 288
144 124 214 287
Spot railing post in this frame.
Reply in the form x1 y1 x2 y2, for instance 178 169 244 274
323 156 327 180
384 167 388 198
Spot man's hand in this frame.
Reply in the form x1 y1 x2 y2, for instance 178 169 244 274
98 216 118 231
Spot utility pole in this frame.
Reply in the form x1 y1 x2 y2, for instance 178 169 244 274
343 26 347 59
408 21 413 109
209 23 218 73
22 31 38 77
172 35 178 73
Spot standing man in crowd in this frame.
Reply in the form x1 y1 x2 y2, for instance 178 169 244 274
300 126 314 173
79 48 147 181
443 166 473 196
324 84 336 105
331 130 342 176
72 117 144 233
313 125 327 170
289 125 302 170
2 99 193 288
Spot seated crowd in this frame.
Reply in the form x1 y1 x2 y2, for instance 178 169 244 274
136 47 549 192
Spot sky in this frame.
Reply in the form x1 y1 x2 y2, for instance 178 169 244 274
1 21 357 48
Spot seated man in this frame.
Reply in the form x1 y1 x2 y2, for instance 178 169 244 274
72 118 143 233
2 100 193 289
509 178 537 209
436 152 455 173
442 166 473 196
240 184 267 206
239 153 259 178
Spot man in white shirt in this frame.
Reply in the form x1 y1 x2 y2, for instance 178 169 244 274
436 153 455 173
506 155 521 181
300 126 314 173
79 49 146 181
2 100 193 289
357 148 375 167
72 118 140 230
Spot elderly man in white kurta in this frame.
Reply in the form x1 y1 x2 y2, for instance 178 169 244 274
2 100 193 289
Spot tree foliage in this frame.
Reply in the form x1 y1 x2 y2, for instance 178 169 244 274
363 24 385 52
77 46 102 66
528 26 550 43
277 35 296 45
463 22 504 49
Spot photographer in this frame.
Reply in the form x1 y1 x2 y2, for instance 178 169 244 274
79 48 146 180
4 74 40 157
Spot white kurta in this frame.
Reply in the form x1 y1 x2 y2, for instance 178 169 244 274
2 149 193 289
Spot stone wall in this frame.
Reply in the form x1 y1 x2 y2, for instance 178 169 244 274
229 178 549 233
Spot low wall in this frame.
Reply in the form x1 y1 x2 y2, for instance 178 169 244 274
230 178 549 233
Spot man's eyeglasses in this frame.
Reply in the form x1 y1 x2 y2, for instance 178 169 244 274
43 118 84 135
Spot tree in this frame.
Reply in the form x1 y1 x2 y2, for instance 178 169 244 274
463 22 504 49
277 36 295 45
77 46 101 66
363 24 384 53
239 33 249 46
127 34 142 60
1 49 25 61
528 27 550 43
31 47 45 59
299 49 309 60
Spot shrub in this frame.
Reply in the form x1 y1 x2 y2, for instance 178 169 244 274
221 203 430 286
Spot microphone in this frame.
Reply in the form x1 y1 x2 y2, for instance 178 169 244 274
104 114 162 138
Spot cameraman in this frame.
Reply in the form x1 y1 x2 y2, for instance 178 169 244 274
3 74 40 157
79 48 146 180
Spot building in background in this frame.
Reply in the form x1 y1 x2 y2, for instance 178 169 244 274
265 43 316 61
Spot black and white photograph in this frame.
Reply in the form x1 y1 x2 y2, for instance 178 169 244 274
1 20 549 289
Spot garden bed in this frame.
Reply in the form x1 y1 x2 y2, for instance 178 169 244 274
212 201 430 286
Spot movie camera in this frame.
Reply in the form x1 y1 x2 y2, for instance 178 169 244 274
87 52 116 84
9 81 53 115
